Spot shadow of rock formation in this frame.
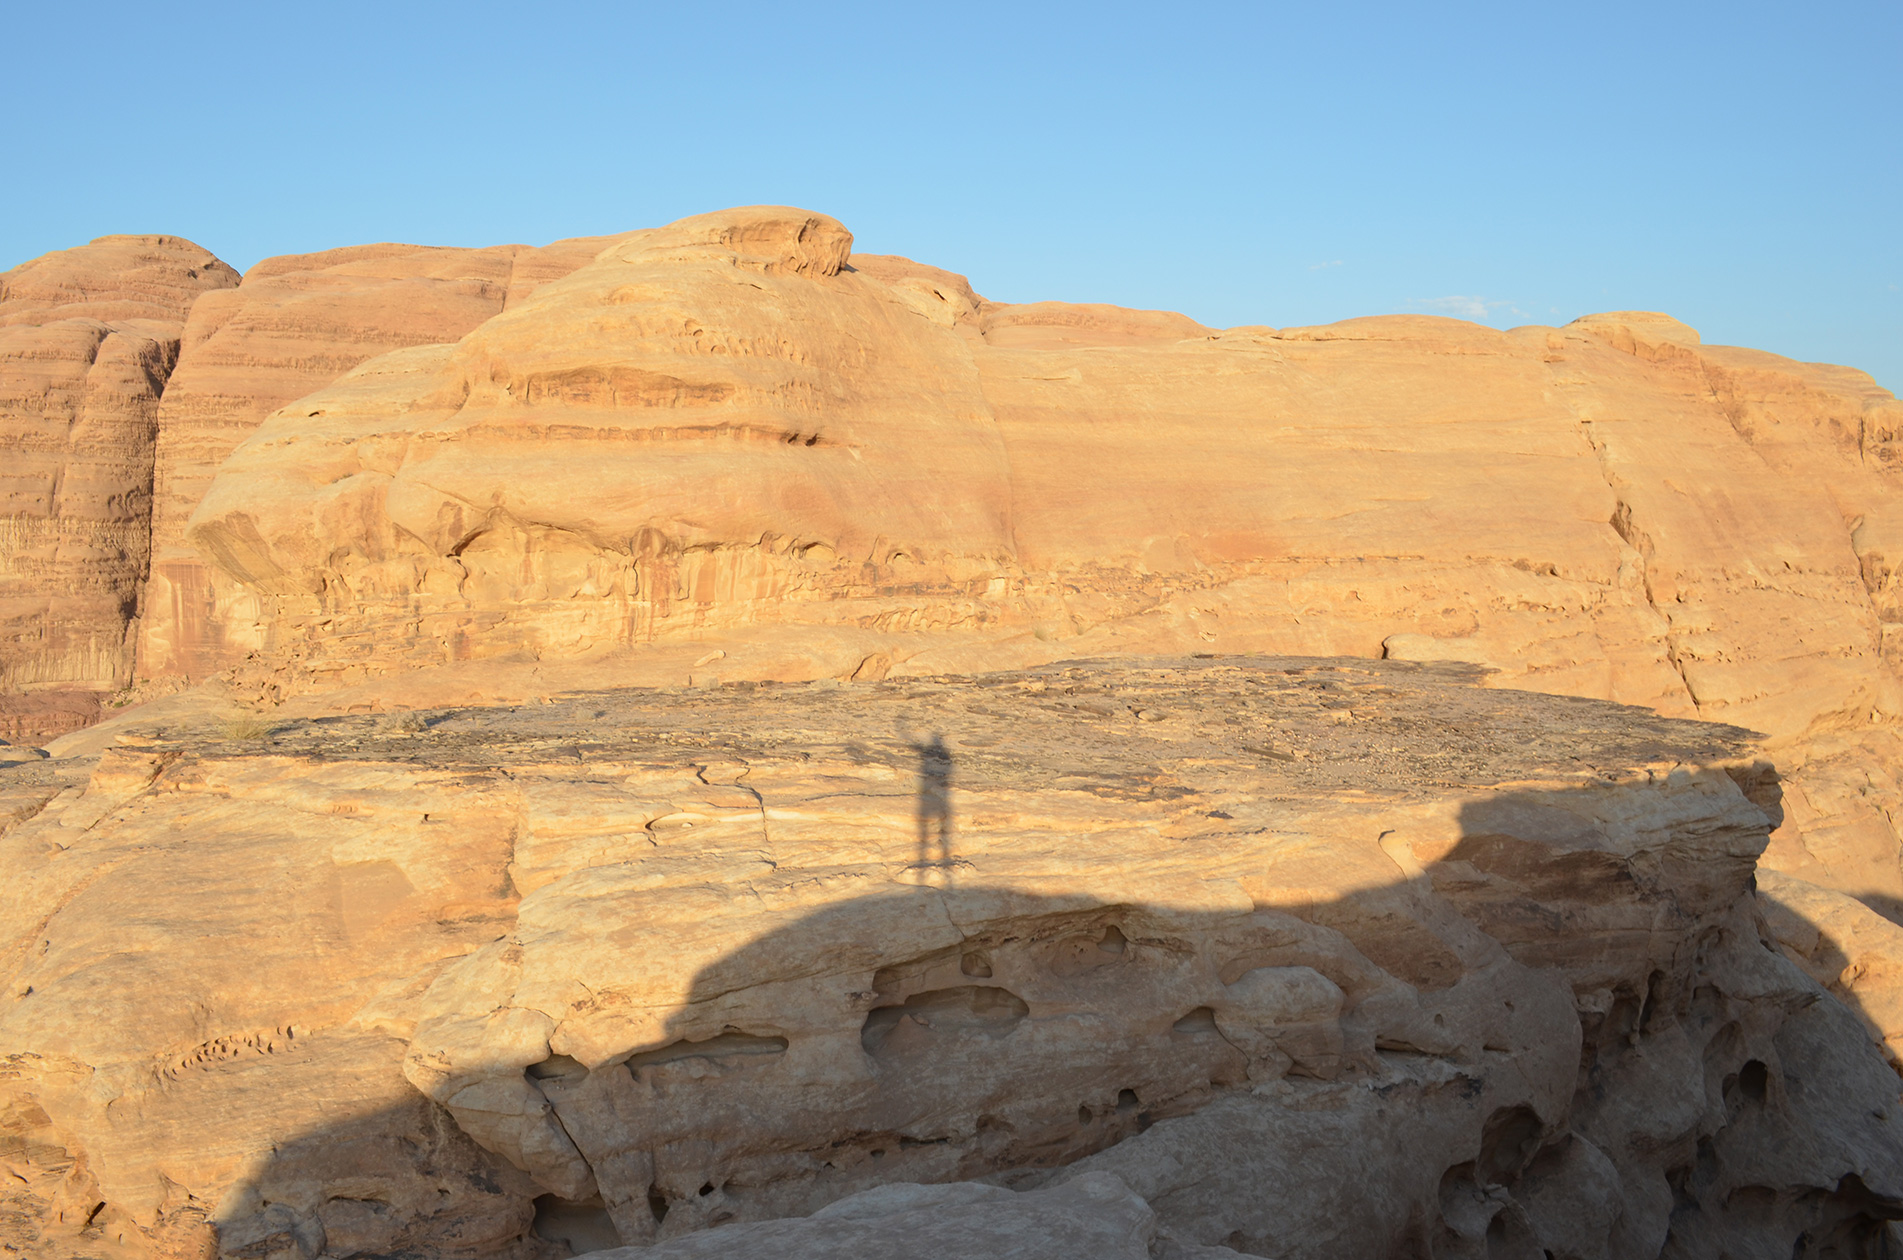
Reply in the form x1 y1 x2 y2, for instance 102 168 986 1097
242 787 1903 1256
4 657 1901 1259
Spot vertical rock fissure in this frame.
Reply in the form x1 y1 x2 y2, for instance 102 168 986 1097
1576 418 1698 710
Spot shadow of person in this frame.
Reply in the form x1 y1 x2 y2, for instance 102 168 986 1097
911 733 954 884
202 677 1903 1260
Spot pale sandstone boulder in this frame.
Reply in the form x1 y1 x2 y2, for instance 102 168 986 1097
0 658 1891 1257
0 236 238 742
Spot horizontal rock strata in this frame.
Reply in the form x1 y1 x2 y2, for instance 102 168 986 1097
148 207 1903 923
0 658 1897 1257
137 232 625 683
0 236 238 741
4 207 1903 934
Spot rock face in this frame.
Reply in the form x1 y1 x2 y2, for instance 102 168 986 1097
0 236 239 741
1 659 1899 1258
6 206 1903 919
7 207 1903 1257
592 1173 1184 1260
156 207 1903 922
137 232 624 683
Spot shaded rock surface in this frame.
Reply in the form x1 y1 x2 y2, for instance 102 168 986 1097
0 236 238 741
581 1172 1204 1260
0 658 1897 1258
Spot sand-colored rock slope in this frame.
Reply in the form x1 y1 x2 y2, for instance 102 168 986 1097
137 233 624 685
2 660 1900 1258
126 206 1903 917
0 237 238 741
0 230 621 747
7 207 1903 1255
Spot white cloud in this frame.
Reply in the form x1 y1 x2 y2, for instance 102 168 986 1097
1416 295 1499 319
1413 295 1531 322
1308 259 1343 271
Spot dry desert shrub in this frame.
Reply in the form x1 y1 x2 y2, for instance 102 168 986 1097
223 715 275 741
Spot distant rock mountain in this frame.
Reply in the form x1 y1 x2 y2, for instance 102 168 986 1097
0 235 238 741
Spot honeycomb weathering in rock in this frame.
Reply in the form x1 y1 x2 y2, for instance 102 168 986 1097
6 205 1903 1256
1 658 1900 1254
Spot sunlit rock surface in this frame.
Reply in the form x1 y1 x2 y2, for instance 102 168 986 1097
0 235 238 741
158 208 1903 923
138 231 623 685
1 659 1898 1257
6 207 1903 1257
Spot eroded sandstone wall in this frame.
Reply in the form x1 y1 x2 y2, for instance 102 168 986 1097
159 206 1903 918
0 236 239 741
10 209 1903 915
0 661 1898 1258
137 232 625 682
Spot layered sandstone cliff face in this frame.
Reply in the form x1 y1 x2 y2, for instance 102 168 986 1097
2 661 1900 1258
5 207 1903 1256
146 207 1903 921
8 206 1903 916
0 237 238 741
138 233 625 683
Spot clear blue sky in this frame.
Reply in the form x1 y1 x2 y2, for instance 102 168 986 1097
5 1 1897 390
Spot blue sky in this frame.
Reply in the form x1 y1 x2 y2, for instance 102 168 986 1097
5 1 1897 389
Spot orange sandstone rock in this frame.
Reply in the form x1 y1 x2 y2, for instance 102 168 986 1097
0 236 238 741
9 205 1903 917
138 232 626 682
166 207 1903 911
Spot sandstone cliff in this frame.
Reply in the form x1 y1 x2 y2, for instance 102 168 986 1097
5 208 1903 1256
147 207 1903 922
0 236 238 742
2 661 1898 1257
138 232 625 684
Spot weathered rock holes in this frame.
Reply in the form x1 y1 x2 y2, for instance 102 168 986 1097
1477 1104 1543 1183
527 1053 587 1082
1638 968 1672 1034
1043 922 1136 976
1724 1057 1771 1117
1172 1006 1219 1035
531 1193 621 1255
860 985 1029 1058
624 1031 787 1076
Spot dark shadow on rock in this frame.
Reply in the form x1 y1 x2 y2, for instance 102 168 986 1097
910 733 954 880
206 770 1903 1260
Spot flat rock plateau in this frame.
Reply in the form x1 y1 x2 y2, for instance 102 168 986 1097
4 207 1903 1258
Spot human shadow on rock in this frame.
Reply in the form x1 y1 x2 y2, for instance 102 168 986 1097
210 764 1903 1260
910 732 954 881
